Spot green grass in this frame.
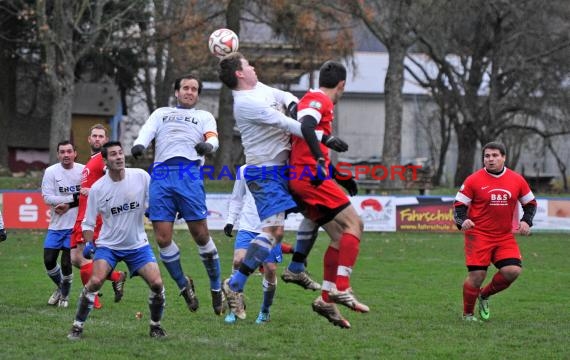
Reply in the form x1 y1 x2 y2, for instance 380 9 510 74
0 231 568 359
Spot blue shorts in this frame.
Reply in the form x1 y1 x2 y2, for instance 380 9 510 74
149 161 207 222
235 230 283 264
93 244 157 277
44 229 72 250
244 165 297 221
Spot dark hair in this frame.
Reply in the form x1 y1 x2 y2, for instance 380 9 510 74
174 73 203 94
89 123 108 136
482 141 507 160
57 140 75 152
101 141 122 159
318 61 346 88
218 52 244 89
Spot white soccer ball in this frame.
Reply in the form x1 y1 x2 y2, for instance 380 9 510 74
208 28 239 58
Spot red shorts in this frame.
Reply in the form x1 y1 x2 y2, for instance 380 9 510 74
464 231 521 267
70 216 102 248
289 178 350 224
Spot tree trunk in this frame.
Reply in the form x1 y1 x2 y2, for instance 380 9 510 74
454 122 479 186
0 54 16 168
48 76 75 164
382 42 406 187
214 0 242 175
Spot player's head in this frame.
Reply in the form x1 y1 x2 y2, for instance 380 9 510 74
319 61 346 104
101 141 125 171
482 141 507 172
56 140 77 169
88 124 109 153
174 74 202 109
219 52 257 90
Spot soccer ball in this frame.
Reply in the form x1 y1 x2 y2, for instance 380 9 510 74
208 28 239 58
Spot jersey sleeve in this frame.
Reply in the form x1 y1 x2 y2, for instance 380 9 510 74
454 176 474 206
133 109 162 148
237 97 303 138
226 178 246 225
82 185 99 233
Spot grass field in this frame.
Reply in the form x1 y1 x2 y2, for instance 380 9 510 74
0 230 568 360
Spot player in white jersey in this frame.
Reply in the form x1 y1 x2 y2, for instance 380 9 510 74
68 141 167 340
218 52 349 316
223 166 294 324
0 210 6 242
41 141 83 308
130 73 224 315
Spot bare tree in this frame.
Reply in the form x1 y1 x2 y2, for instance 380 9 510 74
412 0 570 185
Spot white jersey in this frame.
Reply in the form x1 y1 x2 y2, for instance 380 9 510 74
133 106 218 163
41 162 84 230
233 82 302 165
226 169 261 232
83 168 150 250
0 210 4 229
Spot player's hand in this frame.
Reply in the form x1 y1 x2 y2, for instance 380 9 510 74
131 144 145 159
54 203 70 215
80 187 90 196
195 142 214 156
0 228 7 242
83 242 96 259
223 223 234 237
518 221 531 236
336 177 358 196
322 134 349 152
310 158 328 187
461 219 475 231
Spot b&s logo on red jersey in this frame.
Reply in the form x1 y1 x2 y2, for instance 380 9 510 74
489 189 511 206
3 192 51 229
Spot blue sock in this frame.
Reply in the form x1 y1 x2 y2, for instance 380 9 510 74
260 278 276 313
159 241 187 289
230 235 272 291
198 239 222 290
288 227 317 273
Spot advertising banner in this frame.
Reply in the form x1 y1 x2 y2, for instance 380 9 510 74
2 192 51 229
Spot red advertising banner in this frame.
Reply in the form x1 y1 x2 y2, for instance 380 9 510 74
3 192 51 229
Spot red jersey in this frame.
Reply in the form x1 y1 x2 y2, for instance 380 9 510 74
290 89 334 167
77 152 105 222
454 168 535 236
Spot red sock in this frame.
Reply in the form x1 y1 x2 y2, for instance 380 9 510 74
79 262 93 285
463 281 480 315
322 246 339 302
480 272 511 298
107 270 122 282
280 242 294 254
336 233 360 291
80 262 102 308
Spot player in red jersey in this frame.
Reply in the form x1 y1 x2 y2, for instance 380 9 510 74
288 61 367 329
454 141 537 321
71 124 127 308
